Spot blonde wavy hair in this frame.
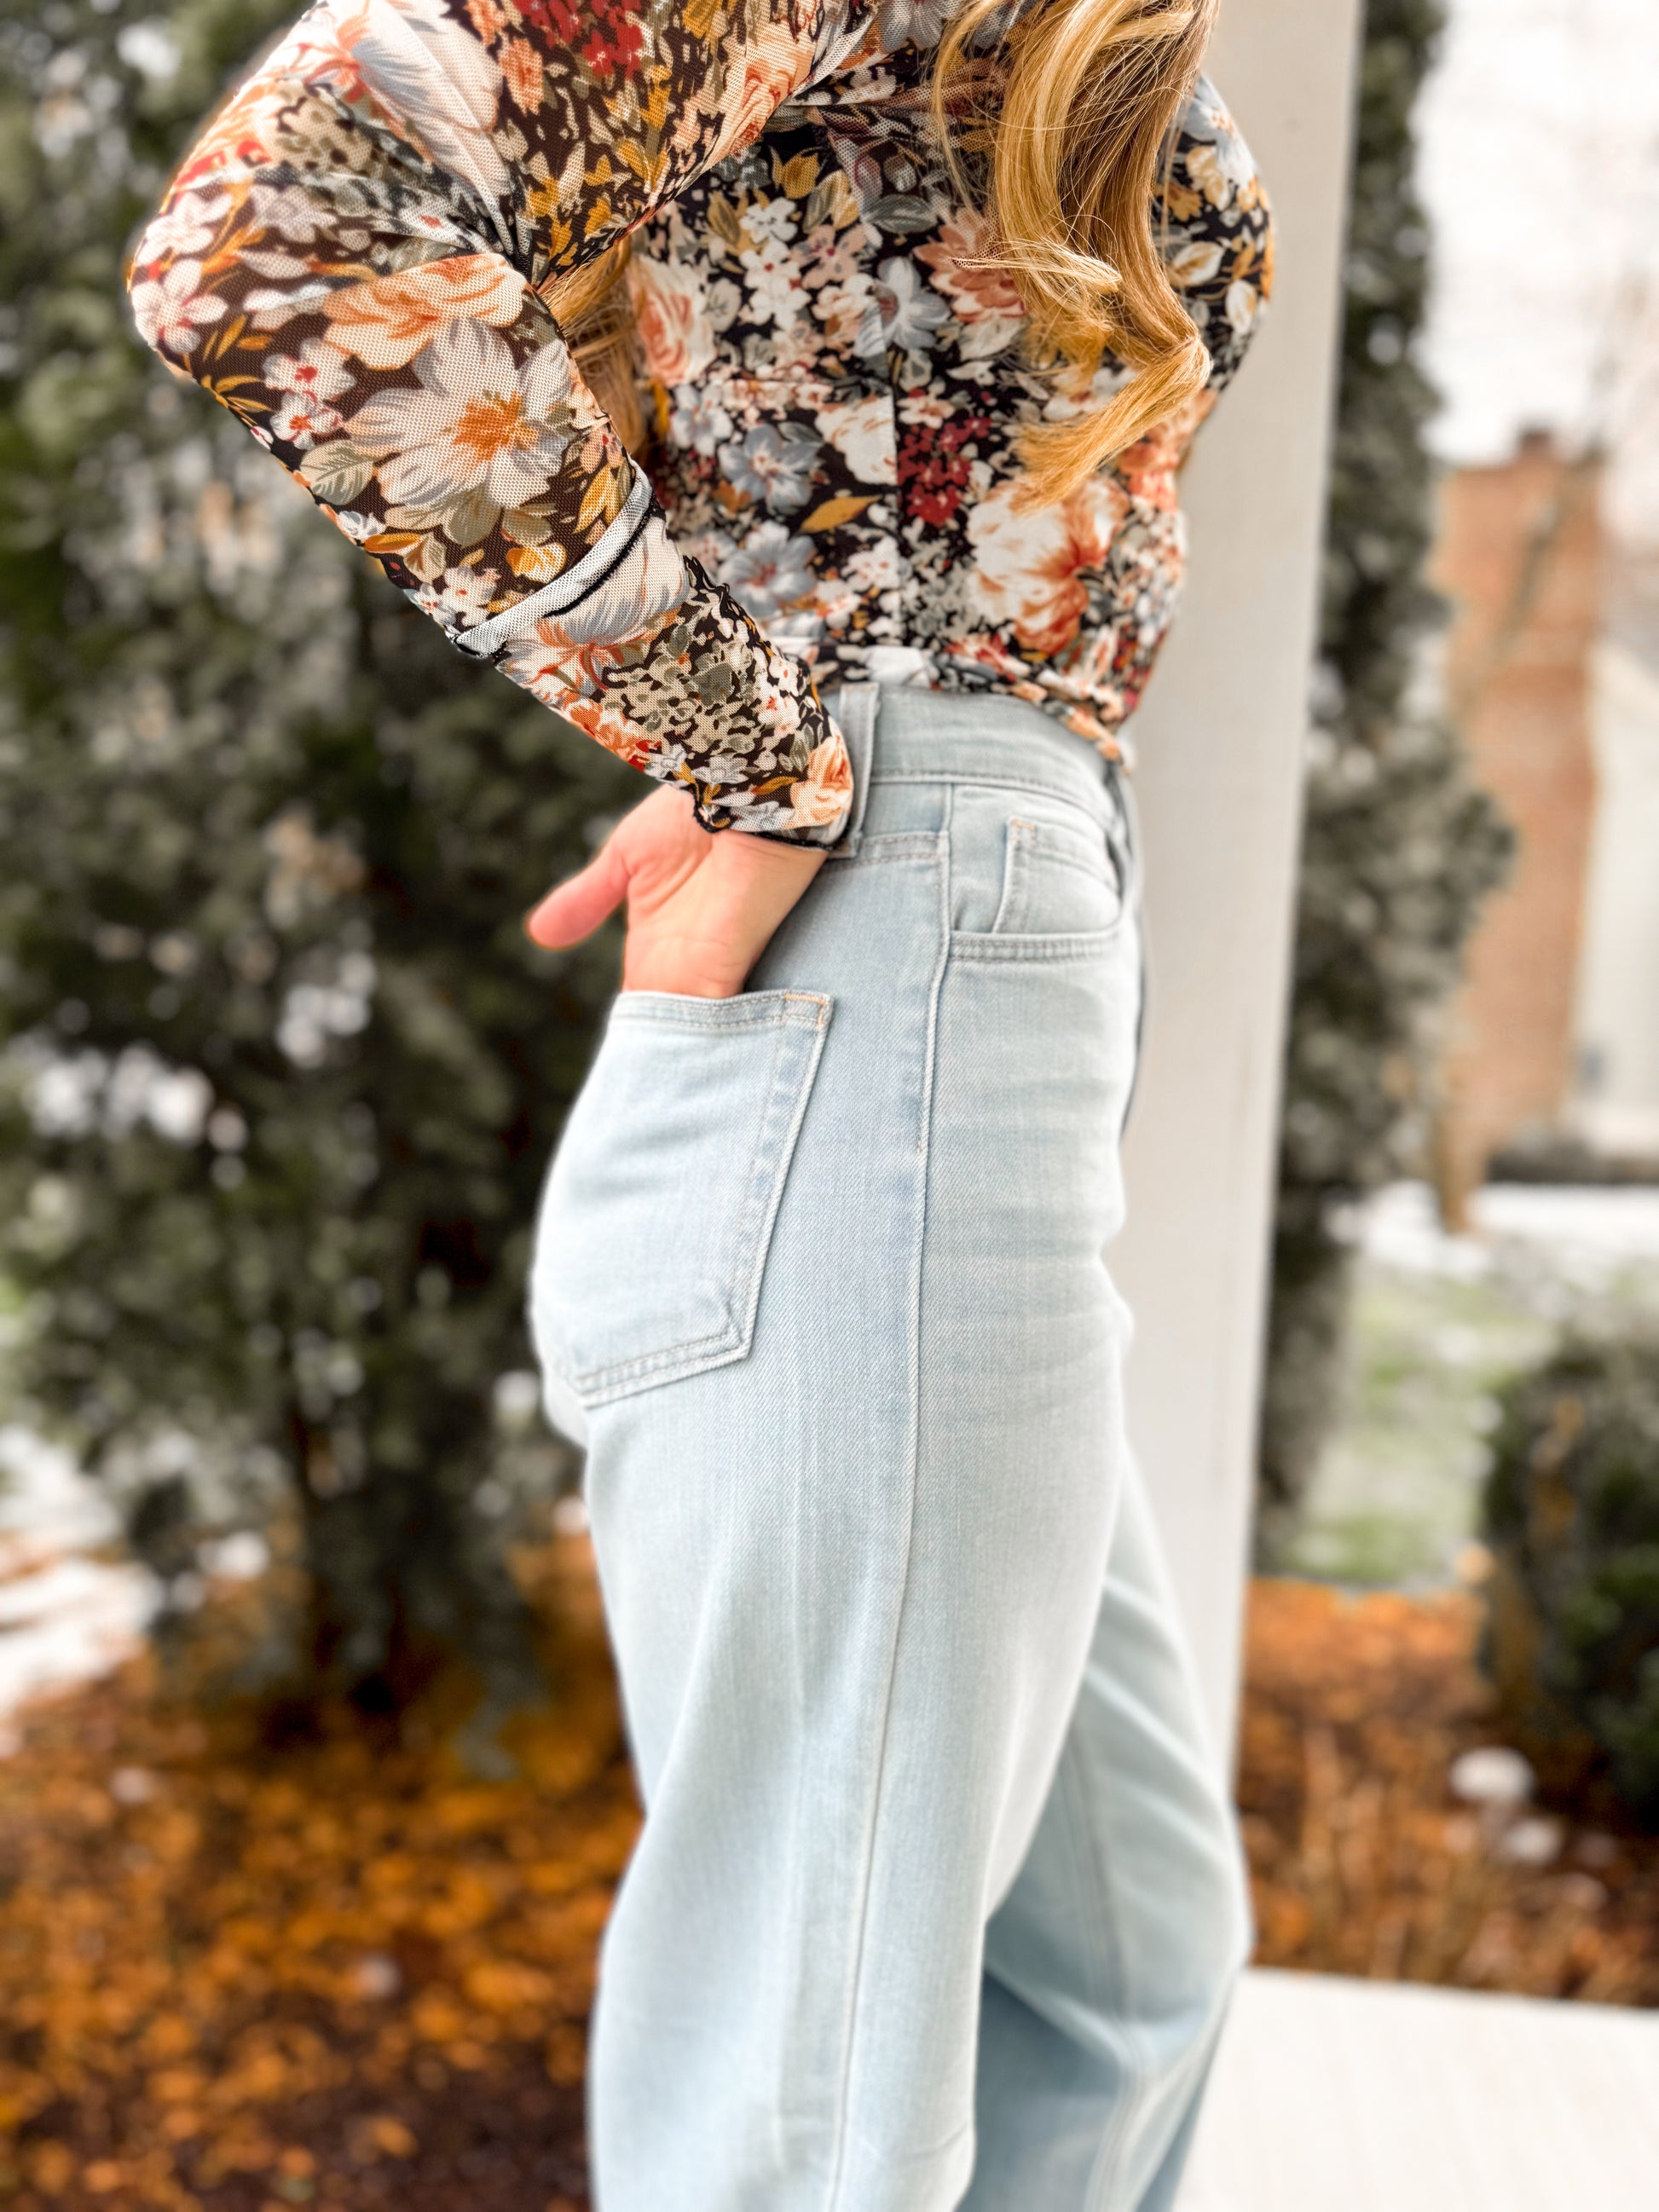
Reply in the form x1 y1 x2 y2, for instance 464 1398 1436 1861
546 0 1218 510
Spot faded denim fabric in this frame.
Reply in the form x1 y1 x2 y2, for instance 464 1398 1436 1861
529 686 1251 2212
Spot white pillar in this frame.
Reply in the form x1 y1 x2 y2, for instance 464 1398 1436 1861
1113 0 1363 1755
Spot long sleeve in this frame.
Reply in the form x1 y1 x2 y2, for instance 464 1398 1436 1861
128 0 870 841
1158 77 1275 402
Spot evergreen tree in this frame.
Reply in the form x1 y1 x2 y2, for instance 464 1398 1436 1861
1256 0 1512 1561
0 0 636 1715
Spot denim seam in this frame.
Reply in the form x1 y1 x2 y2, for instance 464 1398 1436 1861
610 990 830 1034
1066 1728 1153 2212
821 788 951 2212
727 998 833 1372
869 770 1115 829
950 925 1126 962
827 831 942 868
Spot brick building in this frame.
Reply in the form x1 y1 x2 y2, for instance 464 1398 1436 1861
1430 432 1604 1223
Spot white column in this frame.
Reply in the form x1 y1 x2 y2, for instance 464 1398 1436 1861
1112 0 1363 1755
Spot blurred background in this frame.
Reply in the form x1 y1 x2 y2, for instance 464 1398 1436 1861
0 0 1656 2204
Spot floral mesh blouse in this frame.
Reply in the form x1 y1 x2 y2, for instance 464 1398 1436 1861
130 0 1272 845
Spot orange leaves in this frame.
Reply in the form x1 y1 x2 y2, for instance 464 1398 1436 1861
346 2112 417 2163
1239 1580 1659 2004
801 495 874 534
0 1531 634 2205
464 1958 558 2014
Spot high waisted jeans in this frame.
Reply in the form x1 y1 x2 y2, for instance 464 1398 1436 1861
529 687 1251 2212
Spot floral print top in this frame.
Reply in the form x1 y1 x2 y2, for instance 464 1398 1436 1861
130 0 1272 844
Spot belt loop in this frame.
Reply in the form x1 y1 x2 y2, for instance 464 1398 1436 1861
825 684 877 861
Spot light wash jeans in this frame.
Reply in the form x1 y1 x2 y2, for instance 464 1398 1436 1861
529 686 1252 2212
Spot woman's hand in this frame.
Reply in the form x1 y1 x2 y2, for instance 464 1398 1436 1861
525 784 825 1000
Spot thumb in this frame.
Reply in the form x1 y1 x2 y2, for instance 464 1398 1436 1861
524 837 630 949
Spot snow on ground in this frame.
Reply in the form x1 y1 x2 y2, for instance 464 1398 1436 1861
1289 1181 1659 1588
1365 1179 1659 1282
0 1427 153 1736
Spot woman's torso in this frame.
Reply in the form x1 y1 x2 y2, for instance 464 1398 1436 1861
628 32 1273 753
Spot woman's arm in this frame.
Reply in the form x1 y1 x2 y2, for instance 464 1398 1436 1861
1157 77 1275 440
128 0 869 843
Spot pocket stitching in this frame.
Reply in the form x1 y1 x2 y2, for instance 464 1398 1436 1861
610 989 830 1035
546 997 832 1401
989 817 1032 934
950 926 1126 963
980 814 1124 946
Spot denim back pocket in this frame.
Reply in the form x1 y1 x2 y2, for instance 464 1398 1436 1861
529 989 832 1410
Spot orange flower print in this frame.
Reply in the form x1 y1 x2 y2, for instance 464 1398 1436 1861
465 0 509 39
916 211 1025 357
326 257 528 373
789 733 854 829
348 321 582 518
501 36 543 112
628 257 715 388
130 0 1269 849
968 478 1129 660
705 20 815 165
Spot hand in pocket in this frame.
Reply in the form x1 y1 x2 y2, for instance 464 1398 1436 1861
526 784 824 999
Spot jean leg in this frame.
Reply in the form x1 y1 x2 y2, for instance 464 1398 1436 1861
961 1458 1252 2212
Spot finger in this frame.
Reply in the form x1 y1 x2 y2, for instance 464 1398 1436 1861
523 840 629 949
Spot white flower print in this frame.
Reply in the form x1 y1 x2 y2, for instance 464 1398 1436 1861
425 565 502 623
129 258 227 355
863 644 935 685
347 320 580 519
870 258 950 355
136 189 232 263
725 523 815 623
326 507 381 545
876 0 954 49
679 527 737 576
844 540 903 594
737 238 804 328
243 279 335 332
670 386 735 459
800 226 869 295
812 579 861 628
1186 129 1256 210
897 387 952 430
706 276 744 332
1226 280 1261 337
819 274 882 359
1166 240 1224 292
131 0 1269 850
266 338 353 401
271 392 344 448
720 423 823 512
816 393 896 484
743 195 798 245
248 182 338 243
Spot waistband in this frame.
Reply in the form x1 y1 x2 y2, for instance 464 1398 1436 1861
827 684 1119 857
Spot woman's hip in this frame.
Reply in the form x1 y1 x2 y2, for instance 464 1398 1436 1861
528 684 1143 1446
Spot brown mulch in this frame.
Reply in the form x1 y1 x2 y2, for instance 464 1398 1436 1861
0 1538 636 2212
1241 1578 1659 2003
0 1563 1654 2209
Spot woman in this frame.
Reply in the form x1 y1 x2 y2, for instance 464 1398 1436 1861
131 0 1272 2203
